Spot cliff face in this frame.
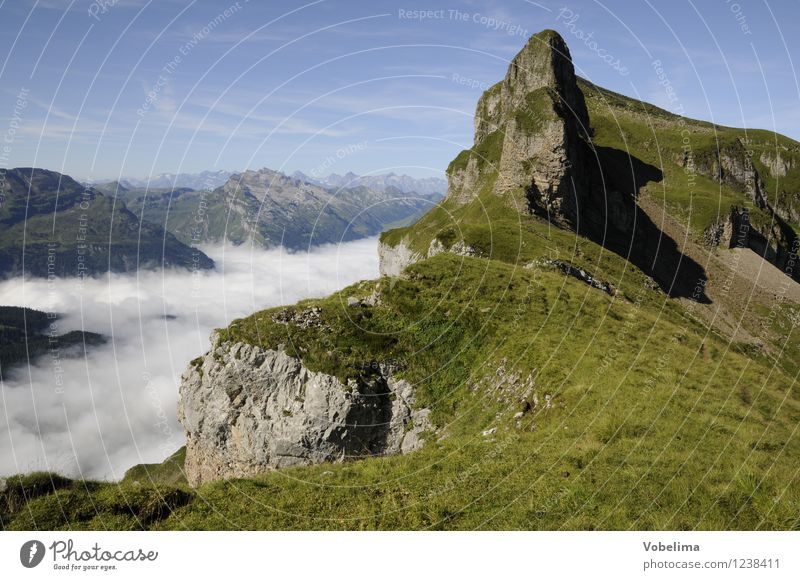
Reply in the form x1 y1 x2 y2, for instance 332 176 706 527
447 30 591 226
380 29 641 278
178 333 431 486
377 240 422 277
681 137 767 209
687 138 799 275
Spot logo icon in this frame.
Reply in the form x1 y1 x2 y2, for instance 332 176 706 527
20 540 45 568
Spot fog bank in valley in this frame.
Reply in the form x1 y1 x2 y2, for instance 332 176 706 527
0 238 379 480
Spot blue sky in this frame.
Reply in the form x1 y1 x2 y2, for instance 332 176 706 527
1 0 798 181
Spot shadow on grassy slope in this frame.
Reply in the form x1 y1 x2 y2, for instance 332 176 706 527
584 145 711 303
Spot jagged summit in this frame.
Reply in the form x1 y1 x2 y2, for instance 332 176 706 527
472 29 589 144
447 29 592 228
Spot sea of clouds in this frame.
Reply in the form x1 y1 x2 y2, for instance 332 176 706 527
0 238 379 481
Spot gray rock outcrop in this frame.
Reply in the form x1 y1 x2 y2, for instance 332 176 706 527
760 151 792 178
378 236 480 277
681 138 767 209
178 333 431 486
378 30 595 276
693 141 799 278
446 29 591 225
427 238 478 258
704 207 798 275
378 240 422 277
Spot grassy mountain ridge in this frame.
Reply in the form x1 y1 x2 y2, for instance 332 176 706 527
3 251 799 529
580 79 800 237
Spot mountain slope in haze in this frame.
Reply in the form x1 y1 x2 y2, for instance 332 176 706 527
5 30 800 531
296 171 447 197
89 170 232 191
0 168 214 278
119 168 444 250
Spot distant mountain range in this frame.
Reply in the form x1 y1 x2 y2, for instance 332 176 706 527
0 167 444 278
89 170 447 198
292 171 447 197
114 168 444 249
0 168 214 278
88 170 233 191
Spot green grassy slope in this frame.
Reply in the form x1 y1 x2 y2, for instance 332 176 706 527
579 79 800 235
3 248 799 530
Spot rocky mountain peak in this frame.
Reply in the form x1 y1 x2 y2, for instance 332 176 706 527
474 29 588 144
447 29 591 227
222 167 314 202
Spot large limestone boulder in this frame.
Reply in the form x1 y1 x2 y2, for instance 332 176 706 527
178 333 431 486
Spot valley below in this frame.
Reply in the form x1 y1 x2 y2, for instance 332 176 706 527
0 239 379 481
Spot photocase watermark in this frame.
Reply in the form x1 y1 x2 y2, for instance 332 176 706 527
45 296 66 395
3 86 29 147
424 433 519 502
138 1 246 117
354 357 405 375
753 241 797 347
398 8 528 37
556 7 629 76
20 540 46 569
20 538 159 571
651 59 682 112
87 0 119 22
784 239 799 279
189 172 221 298
595 290 645 377
0 87 72 397
651 59 700 235
47 539 158 572
717 209 753 297
0 86 29 218
74 187 95 287
0 89 73 400
138 75 169 118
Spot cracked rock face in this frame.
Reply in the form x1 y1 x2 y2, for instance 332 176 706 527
447 30 591 225
178 334 431 486
378 240 422 277
683 138 767 209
